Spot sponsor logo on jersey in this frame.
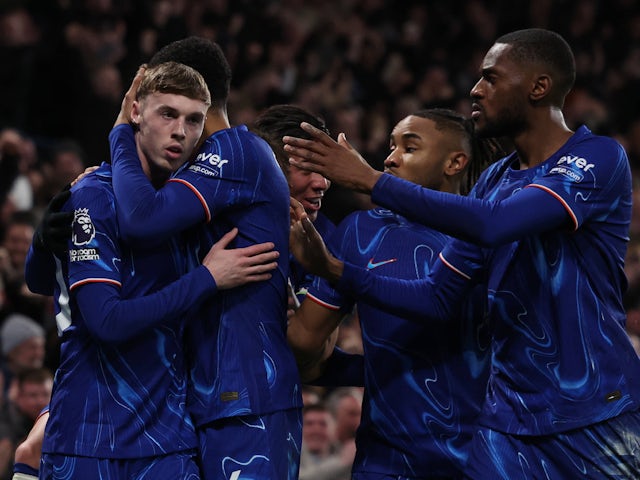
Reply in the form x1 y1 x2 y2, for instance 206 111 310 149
69 248 100 262
72 208 95 246
191 152 230 177
549 154 595 183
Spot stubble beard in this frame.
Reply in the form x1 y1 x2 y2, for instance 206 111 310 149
476 104 528 139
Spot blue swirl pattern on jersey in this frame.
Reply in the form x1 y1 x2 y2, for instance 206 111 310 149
466 126 640 435
308 208 490 477
39 164 197 458
173 126 302 426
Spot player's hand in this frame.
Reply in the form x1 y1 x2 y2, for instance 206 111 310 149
202 227 279 290
290 215 343 283
290 197 306 227
32 187 73 254
283 124 382 193
114 65 146 127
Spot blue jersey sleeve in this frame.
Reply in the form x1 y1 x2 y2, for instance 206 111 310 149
529 136 630 229
25 245 57 295
371 133 629 247
371 174 567 247
109 124 206 243
306 216 357 314
67 173 219 343
75 265 217 343
336 238 482 321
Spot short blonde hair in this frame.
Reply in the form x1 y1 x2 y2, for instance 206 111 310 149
136 61 211 107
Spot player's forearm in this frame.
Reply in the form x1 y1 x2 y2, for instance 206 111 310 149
372 174 569 247
322 255 344 283
109 125 203 243
298 329 341 383
24 245 56 296
77 266 217 343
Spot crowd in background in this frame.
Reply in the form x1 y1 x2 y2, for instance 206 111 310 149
0 0 639 478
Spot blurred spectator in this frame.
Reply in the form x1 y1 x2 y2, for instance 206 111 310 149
0 212 49 322
0 129 37 215
627 308 640 357
0 314 45 400
625 238 640 357
0 367 52 479
301 385 324 407
299 402 352 480
327 387 362 447
40 139 86 201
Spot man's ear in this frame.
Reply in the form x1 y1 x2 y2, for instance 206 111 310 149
445 152 469 177
530 74 552 102
131 100 142 128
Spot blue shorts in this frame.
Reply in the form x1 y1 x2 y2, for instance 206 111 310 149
465 409 640 479
40 450 199 479
197 408 302 480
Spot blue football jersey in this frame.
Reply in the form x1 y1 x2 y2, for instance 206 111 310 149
307 208 490 477
110 125 302 427
370 126 640 436
33 164 198 458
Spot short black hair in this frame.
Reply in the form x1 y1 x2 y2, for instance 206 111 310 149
496 28 576 107
148 36 231 110
413 108 506 195
253 104 329 175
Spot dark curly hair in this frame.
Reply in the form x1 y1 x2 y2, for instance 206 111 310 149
148 36 231 111
252 104 330 176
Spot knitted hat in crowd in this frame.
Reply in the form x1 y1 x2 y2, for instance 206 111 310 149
1 313 45 356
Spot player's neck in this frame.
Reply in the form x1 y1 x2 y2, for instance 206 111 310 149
203 108 231 137
512 110 573 169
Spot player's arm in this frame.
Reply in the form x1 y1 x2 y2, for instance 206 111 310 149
109 124 206 243
0 438 12 480
287 298 346 382
24 246 56 296
283 123 567 244
25 189 74 295
11 409 48 480
291 215 481 320
285 124 625 247
76 228 278 344
369 174 569 246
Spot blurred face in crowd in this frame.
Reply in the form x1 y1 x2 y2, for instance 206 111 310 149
7 337 45 372
4 222 34 268
302 407 334 455
288 165 330 222
333 393 362 442
15 378 52 420
384 115 459 191
53 150 85 187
